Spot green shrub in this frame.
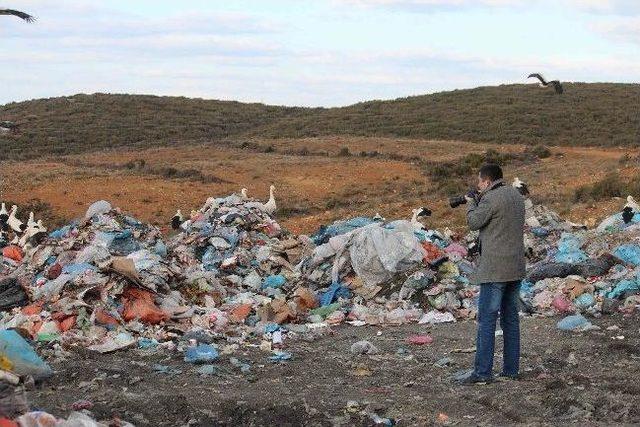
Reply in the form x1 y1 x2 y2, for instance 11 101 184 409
574 172 625 202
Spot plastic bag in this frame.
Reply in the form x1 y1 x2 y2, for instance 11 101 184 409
349 225 426 287
84 200 111 219
607 278 640 299
311 217 376 245
262 275 286 289
2 245 23 262
122 287 167 324
613 244 640 266
0 330 52 380
184 344 219 363
319 282 351 306
557 314 596 331
554 234 587 264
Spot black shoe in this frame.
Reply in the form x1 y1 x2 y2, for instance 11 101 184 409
498 372 520 381
454 370 493 385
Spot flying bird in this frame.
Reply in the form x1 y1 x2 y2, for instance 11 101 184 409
527 73 563 94
512 177 530 196
0 9 36 22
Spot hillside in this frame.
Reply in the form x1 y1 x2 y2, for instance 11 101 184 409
0 93 310 160
253 83 640 146
1 83 639 160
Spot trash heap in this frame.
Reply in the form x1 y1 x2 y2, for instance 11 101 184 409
2 192 640 353
521 205 640 322
165 192 315 330
298 217 477 325
0 200 182 352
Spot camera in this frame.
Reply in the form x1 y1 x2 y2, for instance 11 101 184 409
449 190 479 208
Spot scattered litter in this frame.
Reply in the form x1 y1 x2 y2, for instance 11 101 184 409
407 335 434 345
184 344 219 364
557 314 598 332
350 340 379 355
268 351 292 362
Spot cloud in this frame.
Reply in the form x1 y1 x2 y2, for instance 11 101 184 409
590 16 640 45
566 0 640 14
335 0 640 13
332 0 523 12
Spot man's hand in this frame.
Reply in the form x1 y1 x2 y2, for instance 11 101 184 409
464 195 475 204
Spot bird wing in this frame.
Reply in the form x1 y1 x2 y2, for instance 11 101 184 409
527 73 547 85
0 9 36 22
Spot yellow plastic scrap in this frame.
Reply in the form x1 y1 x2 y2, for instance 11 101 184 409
438 261 460 278
0 354 14 371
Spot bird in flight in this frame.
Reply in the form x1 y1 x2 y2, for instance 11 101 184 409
527 73 563 94
0 8 36 22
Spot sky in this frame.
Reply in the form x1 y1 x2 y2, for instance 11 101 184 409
1 0 639 107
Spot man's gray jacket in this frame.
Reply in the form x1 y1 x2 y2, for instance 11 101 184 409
466 179 526 285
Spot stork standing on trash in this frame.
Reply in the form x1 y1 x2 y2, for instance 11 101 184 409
245 185 277 216
622 196 640 224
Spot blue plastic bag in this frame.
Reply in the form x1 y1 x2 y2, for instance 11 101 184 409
109 229 141 255
574 293 595 309
268 351 292 362
557 314 593 331
262 275 286 289
202 246 225 271
607 278 640 299
49 225 73 240
555 234 587 263
0 330 53 380
62 263 96 278
320 282 351 306
613 244 640 266
154 240 167 258
311 217 376 245
184 344 219 363
531 227 550 238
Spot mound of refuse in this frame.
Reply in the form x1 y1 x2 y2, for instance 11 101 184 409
1 191 640 358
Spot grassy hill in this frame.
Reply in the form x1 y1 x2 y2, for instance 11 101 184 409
1 83 638 160
252 83 640 146
0 93 311 160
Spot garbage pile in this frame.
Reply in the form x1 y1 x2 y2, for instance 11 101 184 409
521 202 640 321
299 217 477 324
0 200 182 352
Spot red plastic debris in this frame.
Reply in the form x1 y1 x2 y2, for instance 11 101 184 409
2 245 23 262
407 335 434 345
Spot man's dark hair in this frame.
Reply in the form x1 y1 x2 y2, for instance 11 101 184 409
479 163 503 182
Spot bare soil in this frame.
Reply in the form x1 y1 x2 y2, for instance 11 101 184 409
28 312 640 426
2 137 638 235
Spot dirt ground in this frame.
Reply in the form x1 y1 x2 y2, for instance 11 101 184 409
26 312 640 426
2 137 637 235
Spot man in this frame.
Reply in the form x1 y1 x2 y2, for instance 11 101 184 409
460 163 525 385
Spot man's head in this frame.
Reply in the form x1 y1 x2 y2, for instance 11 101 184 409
477 163 503 192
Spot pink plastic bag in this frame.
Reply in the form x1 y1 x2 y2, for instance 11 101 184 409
407 335 434 345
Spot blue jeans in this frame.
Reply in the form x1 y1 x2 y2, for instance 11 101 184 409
474 281 521 378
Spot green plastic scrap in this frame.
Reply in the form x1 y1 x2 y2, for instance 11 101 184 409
309 303 341 318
